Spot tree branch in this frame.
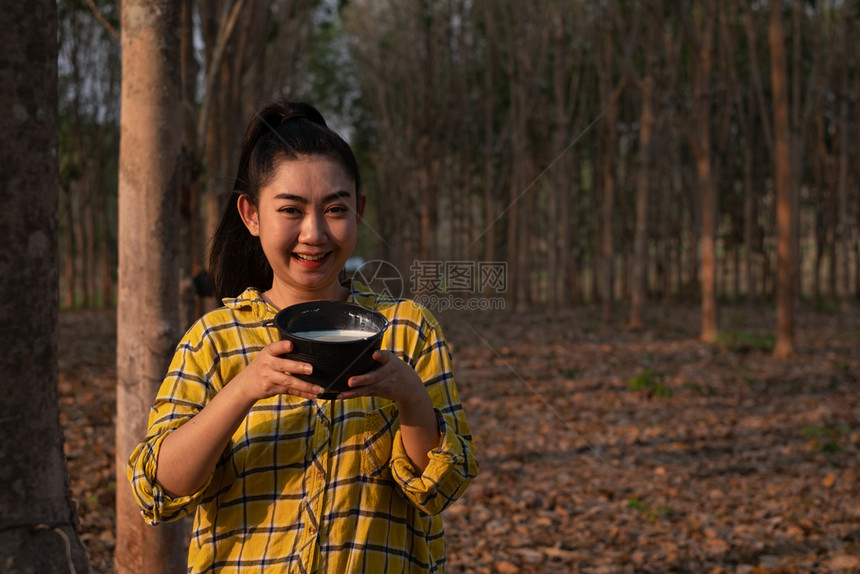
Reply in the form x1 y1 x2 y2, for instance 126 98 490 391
86 0 119 41
196 0 248 162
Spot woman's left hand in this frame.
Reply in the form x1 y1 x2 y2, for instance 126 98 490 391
339 350 426 406
341 350 440 471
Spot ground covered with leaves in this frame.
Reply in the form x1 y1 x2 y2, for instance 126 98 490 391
59 304 859 573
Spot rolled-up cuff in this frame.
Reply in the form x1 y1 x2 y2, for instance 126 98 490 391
390 411 466 513
127 429 209 525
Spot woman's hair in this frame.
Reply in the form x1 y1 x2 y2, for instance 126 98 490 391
208 100 361 301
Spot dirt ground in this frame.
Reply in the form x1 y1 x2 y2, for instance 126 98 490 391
58 303 860 573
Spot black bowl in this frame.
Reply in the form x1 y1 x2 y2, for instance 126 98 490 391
266 301 389 399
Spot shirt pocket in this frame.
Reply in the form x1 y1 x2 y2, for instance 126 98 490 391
361 402 399 477
225 398 307 480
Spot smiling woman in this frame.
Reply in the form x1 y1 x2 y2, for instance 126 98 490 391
126 99 478 573
236 156 364 307
207 101 364 305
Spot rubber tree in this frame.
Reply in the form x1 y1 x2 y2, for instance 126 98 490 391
115 0 187 572
0 1 91 571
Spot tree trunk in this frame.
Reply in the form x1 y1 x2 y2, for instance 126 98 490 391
693 0 717 342
0 1 91 571
179 0 199 329
548 11 579 312
743 142 755 306
629 74 655 330
837 98 851 312
836 7 853 313
601 117 616 321
481 0 496 291
598 24 624 322
789 0 803 305
419 0 438 264
115 1 187 572
769 0 796 357
62 184 77 308
100 222 114 307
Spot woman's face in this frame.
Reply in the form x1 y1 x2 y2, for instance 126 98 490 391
238 156 365 306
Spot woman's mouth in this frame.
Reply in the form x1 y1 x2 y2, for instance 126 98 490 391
292 252 331 268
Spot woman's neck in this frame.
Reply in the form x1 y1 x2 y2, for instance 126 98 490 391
263 282 350 311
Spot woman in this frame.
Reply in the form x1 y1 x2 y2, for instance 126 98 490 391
128 100 478 573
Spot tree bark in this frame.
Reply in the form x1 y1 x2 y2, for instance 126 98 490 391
179 0 199 329
419 0 438 264
769 0 796 358
629 72 655 330
0 1 91 571
481 0 497 289
62 184 77 308
692 0 718 342
598 21 625 322
115 1 187 572
547 7 583 311
836 7 853 313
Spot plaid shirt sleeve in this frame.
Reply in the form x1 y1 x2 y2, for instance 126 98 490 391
386 303 479 515
126 310 228 525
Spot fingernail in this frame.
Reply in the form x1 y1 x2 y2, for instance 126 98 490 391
313 386 324 394
304 365 313 374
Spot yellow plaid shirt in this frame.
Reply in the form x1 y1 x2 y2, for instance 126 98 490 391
127 282 479 573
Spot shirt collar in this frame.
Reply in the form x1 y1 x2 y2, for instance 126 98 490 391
222 282 394 317
223 288 277 317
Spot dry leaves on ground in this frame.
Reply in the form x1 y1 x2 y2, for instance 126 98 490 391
58 304 860 573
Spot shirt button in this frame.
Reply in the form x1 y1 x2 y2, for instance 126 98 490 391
320 418 329 427
317 470 325 480
309 526 317 534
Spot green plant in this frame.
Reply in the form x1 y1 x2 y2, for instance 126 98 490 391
683 381 715 396
831 359 850 373
628 369 672 398
626 497 673 522
728 310 747 330
803 424 850 462
673 326 689 337
816 299 841 314
564 367 580 380
715 331 775 353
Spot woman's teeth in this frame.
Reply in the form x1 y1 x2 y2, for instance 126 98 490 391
294 253 326 261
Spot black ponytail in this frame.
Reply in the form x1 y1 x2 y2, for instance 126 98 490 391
208 100 361 301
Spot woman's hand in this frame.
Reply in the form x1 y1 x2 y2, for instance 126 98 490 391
341 351 440 471
339 350 424 405
232 339 322 403
156 339 319 497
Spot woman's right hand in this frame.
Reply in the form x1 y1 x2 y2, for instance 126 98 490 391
156 339 320 496
233 339 322 402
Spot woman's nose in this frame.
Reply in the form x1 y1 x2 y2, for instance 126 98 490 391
298 212 326 244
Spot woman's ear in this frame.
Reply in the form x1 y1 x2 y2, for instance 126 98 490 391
356 194 366 223
237 194 260 237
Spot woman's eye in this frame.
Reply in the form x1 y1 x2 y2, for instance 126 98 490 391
327 205 349 215
279 206 301 215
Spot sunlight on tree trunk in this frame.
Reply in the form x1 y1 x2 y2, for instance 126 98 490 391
769 0 796 358
115 0 187 572
692 0 718 342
